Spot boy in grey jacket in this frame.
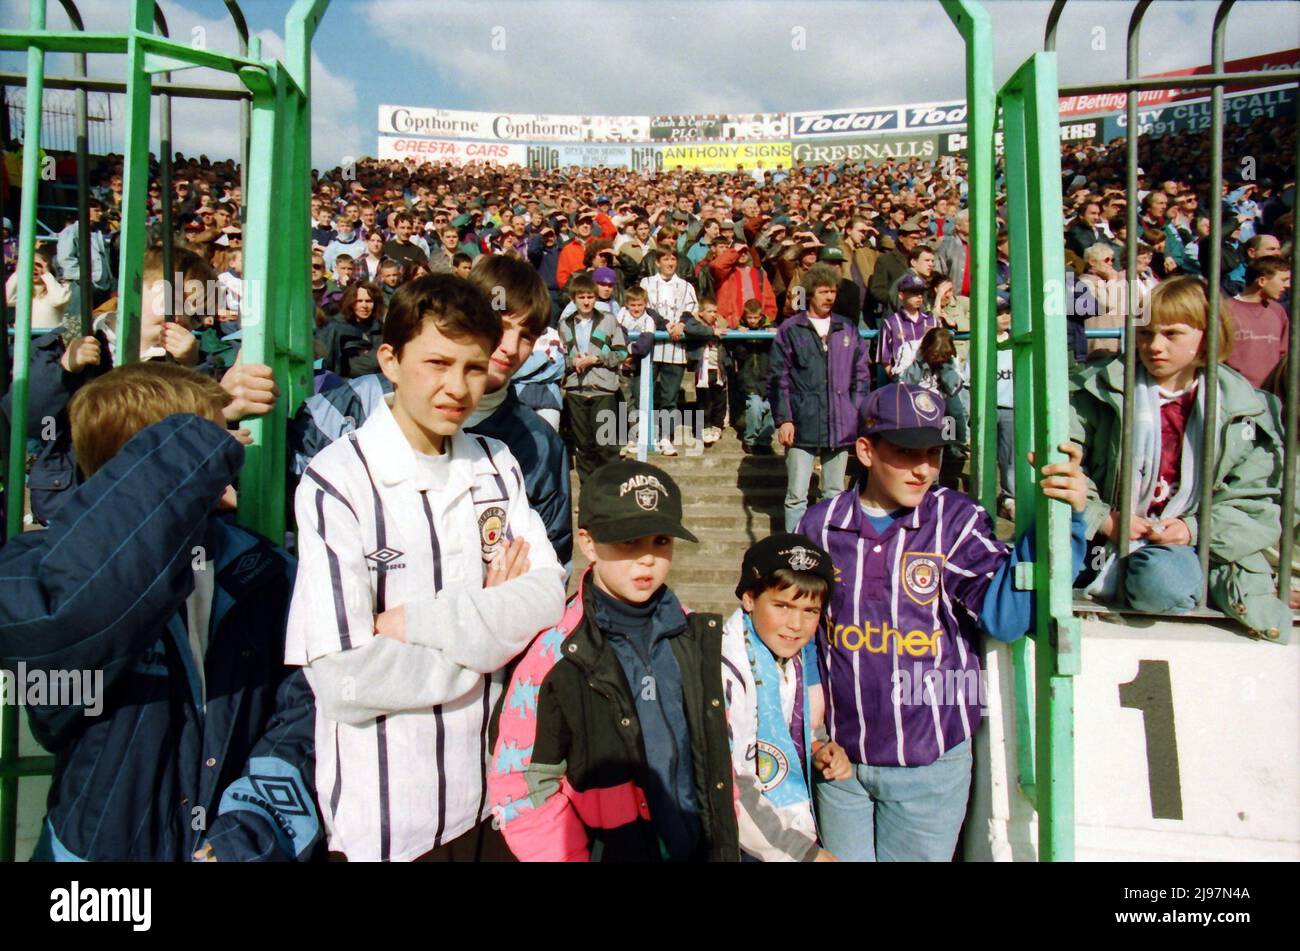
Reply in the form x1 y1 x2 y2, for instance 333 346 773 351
559 273 628 481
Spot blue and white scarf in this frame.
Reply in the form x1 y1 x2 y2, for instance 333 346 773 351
743 613 815 810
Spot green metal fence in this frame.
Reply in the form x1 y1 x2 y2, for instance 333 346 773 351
0 0 328 862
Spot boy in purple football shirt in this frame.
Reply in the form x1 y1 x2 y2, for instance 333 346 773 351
797 383 1089 861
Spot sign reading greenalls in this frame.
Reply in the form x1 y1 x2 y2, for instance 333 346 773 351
792 135 938 164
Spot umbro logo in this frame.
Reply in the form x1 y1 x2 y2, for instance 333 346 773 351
365 547 406 570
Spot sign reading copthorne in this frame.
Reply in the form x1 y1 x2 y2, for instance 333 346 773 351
793 135 938 163
379 105 585 142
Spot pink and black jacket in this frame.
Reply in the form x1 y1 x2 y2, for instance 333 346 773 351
489 571 739 862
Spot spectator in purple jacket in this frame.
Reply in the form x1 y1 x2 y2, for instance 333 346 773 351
769 264 873 531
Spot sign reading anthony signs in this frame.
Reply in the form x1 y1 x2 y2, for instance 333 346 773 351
793 135 938 163
660 142 792 170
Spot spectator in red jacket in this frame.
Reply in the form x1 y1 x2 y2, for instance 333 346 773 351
556 211 597 292
710 240 777 328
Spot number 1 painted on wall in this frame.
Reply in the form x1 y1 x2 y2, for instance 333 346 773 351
1118 659 1184 820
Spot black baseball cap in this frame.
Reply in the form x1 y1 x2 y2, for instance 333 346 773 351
860 382 949 449
578 460 698 544
736 533 835 598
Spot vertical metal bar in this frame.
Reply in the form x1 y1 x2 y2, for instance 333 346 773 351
154 4 171 309
57 0 93 335
1044 0 1068 52
940 0 997 511
1280 86 1300 607
114 0 156 366
1000 80 1040 809
638 346 653 461
1117 1 1154 588
1026 49 1076 862
1001 49 1077 861
224 1 250 224
1195 1 1236 607
1 0 47 871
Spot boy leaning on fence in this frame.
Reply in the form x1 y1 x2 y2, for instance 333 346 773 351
800 382 1090 861
1069 275 1290 640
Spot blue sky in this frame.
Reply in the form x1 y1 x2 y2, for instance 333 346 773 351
2 0 1296 169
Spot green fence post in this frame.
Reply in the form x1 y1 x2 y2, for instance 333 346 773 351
999 50 1076 862
113 0 157 366
941 0 997 511
0 0 47 868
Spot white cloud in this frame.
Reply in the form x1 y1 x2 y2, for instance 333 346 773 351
360 0 1295 115
0 0 364 168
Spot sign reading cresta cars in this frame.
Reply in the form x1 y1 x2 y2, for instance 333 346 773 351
376 136 526 165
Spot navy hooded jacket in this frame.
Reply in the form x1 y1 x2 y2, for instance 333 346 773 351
0 414 321 861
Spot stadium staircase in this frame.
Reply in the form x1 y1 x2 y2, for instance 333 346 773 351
569 422 820 619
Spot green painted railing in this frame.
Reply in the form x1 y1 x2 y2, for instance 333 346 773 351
0 0 327 863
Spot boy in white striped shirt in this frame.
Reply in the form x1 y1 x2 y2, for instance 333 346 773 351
286 275 565 862
639 248 698 455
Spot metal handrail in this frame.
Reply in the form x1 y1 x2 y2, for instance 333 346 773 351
1116 0 1154 595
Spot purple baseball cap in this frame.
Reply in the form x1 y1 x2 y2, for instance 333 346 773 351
860 383 949 448
593 266 618 286
897 272 927 295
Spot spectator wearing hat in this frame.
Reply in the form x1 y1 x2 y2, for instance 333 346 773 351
722 532 851 862
800 382 1088 862
878 272 937 379
489 459 740 862
868 216 923 321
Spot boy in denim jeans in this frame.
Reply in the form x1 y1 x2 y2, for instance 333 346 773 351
800 383 1089 860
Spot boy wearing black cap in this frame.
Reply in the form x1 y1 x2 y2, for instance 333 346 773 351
489 460 740 862
799 383 1089 861
724 533 853 862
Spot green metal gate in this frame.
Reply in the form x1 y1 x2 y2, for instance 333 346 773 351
0 0 329 861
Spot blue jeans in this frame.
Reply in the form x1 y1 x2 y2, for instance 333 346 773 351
815 739 972 861
743 394 774 448
996 407 1015 499
1125 543 1202 614
784 447 848 531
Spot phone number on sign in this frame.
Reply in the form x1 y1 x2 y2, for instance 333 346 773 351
1124 888 1252 902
